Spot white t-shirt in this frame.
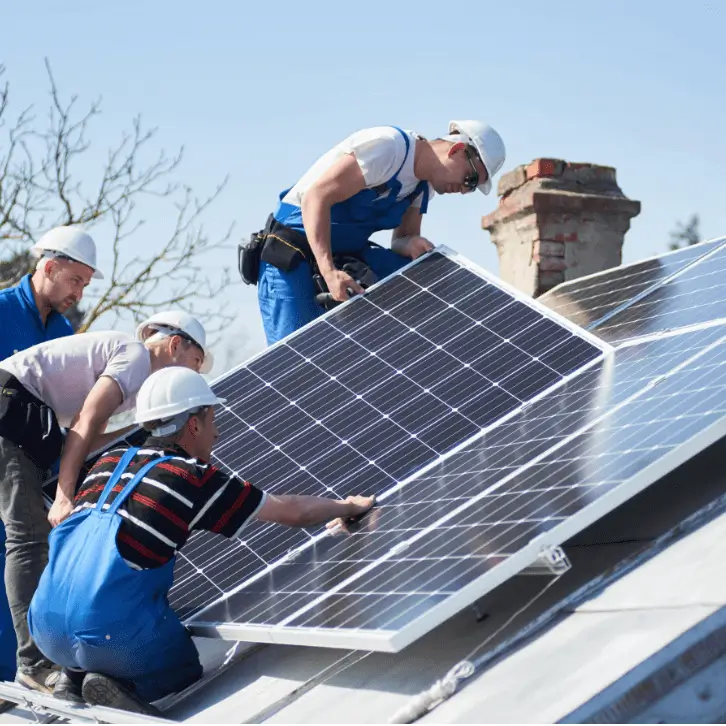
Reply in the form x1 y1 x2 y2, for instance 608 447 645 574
0 331 151 427
281 127 436 210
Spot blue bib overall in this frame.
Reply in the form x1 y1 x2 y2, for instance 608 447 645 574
28 448 203 702
258 126 430 345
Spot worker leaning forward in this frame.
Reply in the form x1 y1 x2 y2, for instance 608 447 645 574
0 309 212 696
0 226 102 696
29 366 375 715
240 120 506 346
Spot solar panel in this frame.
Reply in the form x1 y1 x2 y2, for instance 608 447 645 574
165 248 606 620
540 237 726 331
187 322 726 650
593 241 726 343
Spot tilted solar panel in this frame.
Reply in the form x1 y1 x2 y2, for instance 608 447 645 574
167 248 607 620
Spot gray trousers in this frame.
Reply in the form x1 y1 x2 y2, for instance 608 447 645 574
0 435 50 672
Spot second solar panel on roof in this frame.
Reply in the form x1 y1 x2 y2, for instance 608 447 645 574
540 237 726 332
168 248 607 621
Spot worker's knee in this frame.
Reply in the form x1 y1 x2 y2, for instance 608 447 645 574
132 639 203 702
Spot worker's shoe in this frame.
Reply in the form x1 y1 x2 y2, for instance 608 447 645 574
82 673 163 717
54 668 85 703
15 662 60 694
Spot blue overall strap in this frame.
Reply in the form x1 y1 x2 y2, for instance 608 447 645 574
418 182 430 214
388 126 429 212
107 455 174 516
95 447 141 511
388 126 411 183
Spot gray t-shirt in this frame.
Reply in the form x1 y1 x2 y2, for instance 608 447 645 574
0 331 151 427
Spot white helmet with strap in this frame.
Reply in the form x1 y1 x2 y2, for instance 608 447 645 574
30 225 104 279
135 366 226 436
135 310 214 374
448 120 506 195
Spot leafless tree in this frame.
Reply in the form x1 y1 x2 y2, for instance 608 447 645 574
0 60 236 336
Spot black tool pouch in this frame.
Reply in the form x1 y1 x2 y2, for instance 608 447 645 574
238 231 266 285
0 380 63 472
260 234 307 273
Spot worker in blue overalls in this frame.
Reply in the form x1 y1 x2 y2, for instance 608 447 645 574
247 120 506 345
0 225 102 698
28 366 374 715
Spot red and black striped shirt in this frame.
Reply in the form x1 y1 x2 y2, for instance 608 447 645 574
73 437 266 570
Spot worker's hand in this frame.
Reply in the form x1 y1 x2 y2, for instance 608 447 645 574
344 494 376 517
398 236 434 260
323 269 365 303
326 494 376 535
48 494 75 528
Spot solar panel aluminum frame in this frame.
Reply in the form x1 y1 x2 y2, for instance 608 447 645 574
176 245 612 621
177 248 613 644
188 322 726 652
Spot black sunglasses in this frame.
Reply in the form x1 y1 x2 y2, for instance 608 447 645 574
463 147 480 191
175 331 205 358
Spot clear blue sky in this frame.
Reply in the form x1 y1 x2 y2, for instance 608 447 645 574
4 1 726 371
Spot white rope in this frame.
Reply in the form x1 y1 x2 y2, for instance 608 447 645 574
388 661 475 724
388 574 564 723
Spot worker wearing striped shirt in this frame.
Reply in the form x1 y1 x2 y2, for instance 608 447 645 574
0 311 211 698
28 367 374 716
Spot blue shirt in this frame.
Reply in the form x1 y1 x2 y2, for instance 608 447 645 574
0 274 74 360
0 274 73 679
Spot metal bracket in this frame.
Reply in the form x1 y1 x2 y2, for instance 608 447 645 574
521 545 572 576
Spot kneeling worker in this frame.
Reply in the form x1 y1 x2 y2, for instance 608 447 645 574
0 311 211 694
29 366 374 715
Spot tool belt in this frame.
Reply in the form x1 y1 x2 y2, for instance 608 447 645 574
0 371 63 471
238 215 316 285
238 216 379 310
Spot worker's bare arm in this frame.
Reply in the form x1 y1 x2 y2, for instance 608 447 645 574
255 493 374 528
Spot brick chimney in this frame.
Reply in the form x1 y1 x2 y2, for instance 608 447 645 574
482 159 641 297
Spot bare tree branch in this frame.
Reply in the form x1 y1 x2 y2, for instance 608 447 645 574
0 60 238 344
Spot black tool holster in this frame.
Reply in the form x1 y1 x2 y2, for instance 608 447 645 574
0 372 63 471
238 216 315 285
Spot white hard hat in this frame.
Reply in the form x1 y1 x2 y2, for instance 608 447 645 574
135 367 226 435
30 225 104 279
448 120 506 195
135 310 214 374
